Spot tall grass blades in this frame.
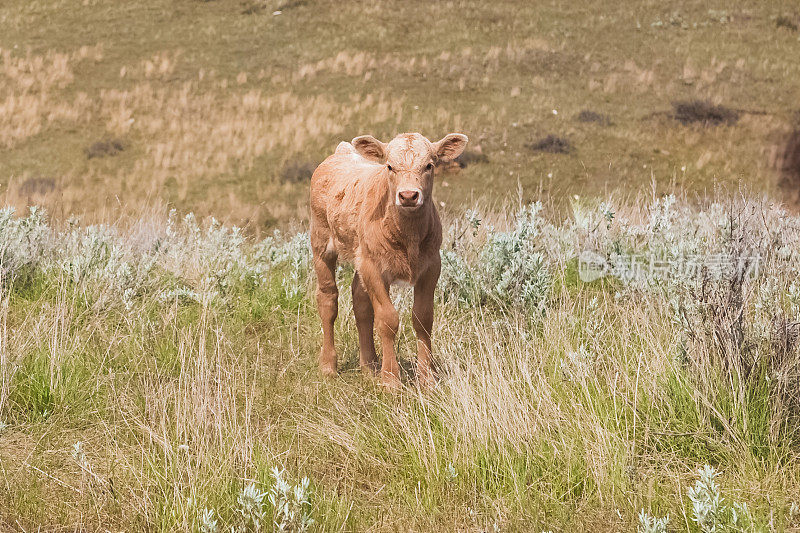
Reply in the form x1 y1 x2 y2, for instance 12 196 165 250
2 197 800 530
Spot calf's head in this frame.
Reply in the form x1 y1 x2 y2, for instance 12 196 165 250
352 132 468 211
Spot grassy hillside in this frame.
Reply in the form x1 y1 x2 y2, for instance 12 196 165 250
1 0 800 229
3 197 800 530
5 1 800 531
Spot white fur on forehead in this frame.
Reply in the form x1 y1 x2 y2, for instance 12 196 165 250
385 133 434 167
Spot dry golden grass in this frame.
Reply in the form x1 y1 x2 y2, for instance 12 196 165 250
1 46 410 229
0 45 102 148
2 0 798 230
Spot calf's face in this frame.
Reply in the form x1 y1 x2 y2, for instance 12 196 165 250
352 132 468 211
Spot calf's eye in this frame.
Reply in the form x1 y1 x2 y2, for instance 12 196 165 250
387 164 393 171
426 163 433 171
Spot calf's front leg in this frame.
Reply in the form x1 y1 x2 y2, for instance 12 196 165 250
359 263 401 388
413 261 440 387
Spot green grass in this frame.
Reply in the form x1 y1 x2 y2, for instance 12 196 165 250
1 250 797 530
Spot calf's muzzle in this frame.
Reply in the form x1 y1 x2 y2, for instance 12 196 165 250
396 188 422 208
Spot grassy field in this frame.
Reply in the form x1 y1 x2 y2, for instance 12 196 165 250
1 0 800 229
4 0 800 531
4 197 800 531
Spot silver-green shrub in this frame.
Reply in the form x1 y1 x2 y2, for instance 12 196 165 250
637 509 668 533
480 202 551 312
438 203 551 313
688 465 755 532
0 206 51 282
237 482 267 530
268 466 314 532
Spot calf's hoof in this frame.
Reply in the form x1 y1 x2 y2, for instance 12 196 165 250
380 371 402 390
320 363 338 378
360 360 379 376
417 370 438 389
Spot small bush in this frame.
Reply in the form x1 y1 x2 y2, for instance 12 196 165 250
280 160 318 183
438 204 550 313
453 149 489 168
637 510 668 533
85 138 124 159
198 509 218 533
527 135 572 154
776 15 798 32
576 110 612 126
241 5 260 14
0 206 51 284
688 465 754 532
277 0 307 10
17 177 57 197
672 100 739 126
480 203 551 312
268 467 314 532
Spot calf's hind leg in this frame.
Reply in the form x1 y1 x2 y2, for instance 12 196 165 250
313 247 339 377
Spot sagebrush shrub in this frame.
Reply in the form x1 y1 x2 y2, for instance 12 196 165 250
0 206 51 283
0 207 313 308
637 509 668 533
268 467 314 532
439 203 551 313
480 202 551 312
688 465 754 532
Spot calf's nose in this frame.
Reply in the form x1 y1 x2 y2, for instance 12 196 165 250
397 189 421 207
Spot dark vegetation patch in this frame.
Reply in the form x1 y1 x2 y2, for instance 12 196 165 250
671 100 739 126
280 160 318 183
241 4 264 15
437 148 489 174
431 49 576 84
277 0 307 10
776 15 798 32
576 110 612 126
18 177 56 197
454 149 489 168
777 129 800 193
527 135 572 154
85 138 124 159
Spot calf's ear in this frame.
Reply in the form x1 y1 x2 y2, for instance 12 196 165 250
433 133 468 162
352 135 387 162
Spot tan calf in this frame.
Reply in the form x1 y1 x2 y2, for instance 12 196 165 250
309 132 468 387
